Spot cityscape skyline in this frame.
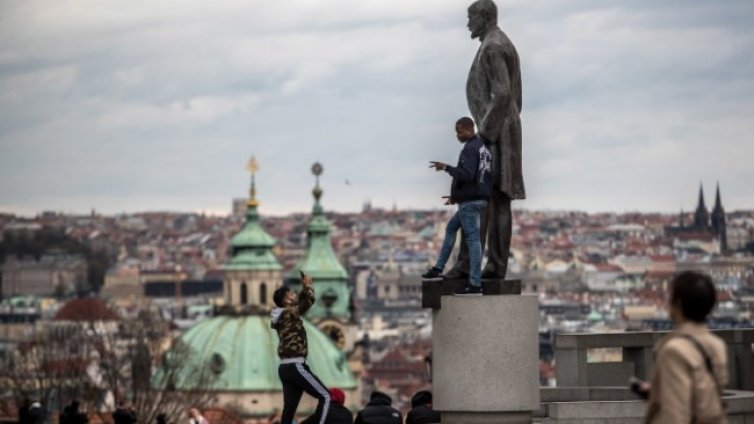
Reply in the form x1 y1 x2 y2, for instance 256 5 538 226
2 1 754 216
0 181 750 218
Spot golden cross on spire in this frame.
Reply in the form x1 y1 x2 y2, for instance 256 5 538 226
246 156 259 175
246 156 260 208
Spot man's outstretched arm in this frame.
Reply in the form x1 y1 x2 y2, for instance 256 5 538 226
298 272 315 315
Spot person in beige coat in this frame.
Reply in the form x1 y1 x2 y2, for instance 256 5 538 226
641 271 728 424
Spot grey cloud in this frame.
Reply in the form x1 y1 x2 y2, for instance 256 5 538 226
1 0 753 215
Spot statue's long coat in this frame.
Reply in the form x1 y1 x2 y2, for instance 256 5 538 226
466 27 525 200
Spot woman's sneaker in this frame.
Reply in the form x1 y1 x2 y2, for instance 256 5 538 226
421 267 443 281
453 285 483 296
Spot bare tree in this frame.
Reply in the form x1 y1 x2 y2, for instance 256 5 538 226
2 307 218 424
2 323 99 421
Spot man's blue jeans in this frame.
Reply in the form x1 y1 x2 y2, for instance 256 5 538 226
434 200 487 286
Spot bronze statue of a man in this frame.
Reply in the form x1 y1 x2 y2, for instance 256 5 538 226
448 0 524 280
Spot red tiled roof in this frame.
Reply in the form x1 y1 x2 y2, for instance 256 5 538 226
54 298 118 321
594 263 623 273
676 232 715 241
42 357 90 374
645 270 675 278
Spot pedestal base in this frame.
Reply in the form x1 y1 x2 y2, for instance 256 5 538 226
433 295 539 414
441 411 533 424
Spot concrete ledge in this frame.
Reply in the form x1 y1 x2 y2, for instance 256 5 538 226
421 278 521 309
441 411 532 423
724 390 754 414
548 401 645 420
555 332 661 349
536 387 754 423
586 363 635 387
540 387 636 403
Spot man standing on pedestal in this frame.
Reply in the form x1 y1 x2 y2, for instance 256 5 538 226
423 117 492 296
445 0 524 281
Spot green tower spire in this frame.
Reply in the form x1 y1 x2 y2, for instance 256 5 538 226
288 162 350 321
225 156 282 271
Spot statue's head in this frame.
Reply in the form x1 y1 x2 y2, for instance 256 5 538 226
467 0 498 39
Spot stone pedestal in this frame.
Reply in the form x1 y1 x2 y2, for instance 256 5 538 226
441 412 533 424
431 293 540 423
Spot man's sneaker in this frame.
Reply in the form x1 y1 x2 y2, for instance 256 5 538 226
453 285 483 296
442 268 469 280
421 267 443 280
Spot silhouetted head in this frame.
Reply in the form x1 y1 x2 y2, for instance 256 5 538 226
455 117 475 142
468 0 498 39
669 271 717 323
411 390 433 408
369 391 392 406
273 286 296 307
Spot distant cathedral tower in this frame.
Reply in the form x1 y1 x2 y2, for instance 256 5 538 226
288 162 356 351
666 182 729 255
711 182 728 252
223 156 283 310
693 183 710 230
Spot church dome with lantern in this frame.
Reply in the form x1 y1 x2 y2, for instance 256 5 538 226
169 157 358 418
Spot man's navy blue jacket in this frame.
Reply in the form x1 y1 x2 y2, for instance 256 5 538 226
445 134 493 203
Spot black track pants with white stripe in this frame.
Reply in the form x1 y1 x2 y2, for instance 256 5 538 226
278 362 331 424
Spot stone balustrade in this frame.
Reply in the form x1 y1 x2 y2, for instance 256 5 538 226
554 329 754 390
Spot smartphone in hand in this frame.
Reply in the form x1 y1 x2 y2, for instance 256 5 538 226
629 376 650 400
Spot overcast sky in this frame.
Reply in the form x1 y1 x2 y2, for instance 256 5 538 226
1 0 753 217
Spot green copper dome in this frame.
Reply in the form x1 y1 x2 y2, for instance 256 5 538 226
226 172 282 271
231 208 276 248
176 315 356 391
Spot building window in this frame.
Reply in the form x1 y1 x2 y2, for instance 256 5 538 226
260 282 267 305
240 282 248 305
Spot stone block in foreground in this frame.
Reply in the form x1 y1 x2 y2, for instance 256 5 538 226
433 295 539 422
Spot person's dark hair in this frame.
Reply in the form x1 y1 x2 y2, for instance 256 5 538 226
670 271 717 323
456 116 475 130
411 390 432 408
273 286 291 307
370 390 392 404
468 0 498 25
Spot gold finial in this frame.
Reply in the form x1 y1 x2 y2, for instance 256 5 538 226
247 156 259 175
247 156 260 208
